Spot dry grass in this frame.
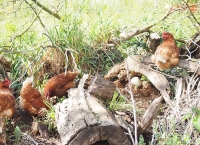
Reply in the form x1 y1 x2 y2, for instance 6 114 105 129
35 46 66 81
153 73 200 144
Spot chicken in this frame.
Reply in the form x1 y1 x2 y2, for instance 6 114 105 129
0 78 15 118
20 76 49 116
43 71 79 99
151 31 180 70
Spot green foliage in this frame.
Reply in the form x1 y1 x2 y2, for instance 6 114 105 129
108 91 132 112
123 35 148 55
192 107 200 131
5 22 17 35
1 0 199 78
152 120 187 145
153 108 200 144
43 100 56 131
138 135 146 145
182 107 200 132
0 1 199 143
140 75 149 82
13 126 22 143
58 96 66 103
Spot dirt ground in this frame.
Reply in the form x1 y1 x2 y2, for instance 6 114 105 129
5 106 154 145
6 107 61 145
4 89 157 145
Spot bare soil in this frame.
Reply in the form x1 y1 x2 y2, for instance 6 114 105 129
6 107 61 145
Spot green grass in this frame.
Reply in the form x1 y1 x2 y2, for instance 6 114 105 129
1 0 199 79
0 1 199 143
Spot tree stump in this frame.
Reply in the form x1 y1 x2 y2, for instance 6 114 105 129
55 74 132 145
88 74 117 101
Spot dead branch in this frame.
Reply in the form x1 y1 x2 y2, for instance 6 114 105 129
106 6 179 46
25 0 49 33
125 63 138 144
183 0 200 32
10 8 43 43
31 0 61 20
105 54 199 108
0 117 7 144
125 55 174 108
138 96 163 134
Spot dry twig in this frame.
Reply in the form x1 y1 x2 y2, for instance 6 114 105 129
125 62 138 145
105 6 180 46
31 0 61 20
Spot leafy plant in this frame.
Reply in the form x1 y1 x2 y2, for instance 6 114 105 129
43 100 56 131
191 107 200 131
140 75 149 82
108 91 131 111
13 126 22 143
138 135 146 145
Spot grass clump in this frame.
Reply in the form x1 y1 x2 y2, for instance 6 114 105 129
108 91 132 112
152 75 200 144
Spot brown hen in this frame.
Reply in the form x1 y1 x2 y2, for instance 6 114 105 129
20 76 49 116
43 71 79 99
0 78 15 118
151 31 180 70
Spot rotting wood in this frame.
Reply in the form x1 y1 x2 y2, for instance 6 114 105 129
88 74 117 100
125 55 174 108
105 55 200 81
138 96 163 135
104 54 199 134
55 74 132 145
133 55 200 75
105 54 200 107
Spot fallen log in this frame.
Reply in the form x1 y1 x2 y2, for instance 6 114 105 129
88 74 117 101
132 55 200 75
55 74 132 145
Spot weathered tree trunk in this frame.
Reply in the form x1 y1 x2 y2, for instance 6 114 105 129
55 75 132 145
88 74 117 101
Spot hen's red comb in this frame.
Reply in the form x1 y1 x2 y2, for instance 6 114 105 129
4 78 10 81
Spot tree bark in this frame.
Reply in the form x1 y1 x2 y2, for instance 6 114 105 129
138 96 163 134
88 74 117 101
55 74 132 145
134 55 200 75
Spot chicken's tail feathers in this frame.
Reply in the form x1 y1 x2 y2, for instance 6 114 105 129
156 54 167 63
22 76 34 86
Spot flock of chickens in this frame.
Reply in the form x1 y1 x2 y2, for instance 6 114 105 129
0 71 79 118
0 31 180 119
